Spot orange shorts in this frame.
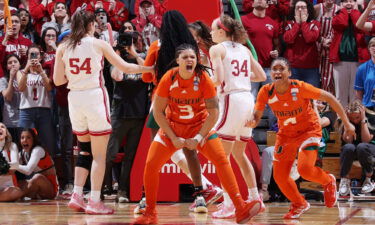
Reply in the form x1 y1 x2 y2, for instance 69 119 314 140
274 130 322 161
46 174 59 197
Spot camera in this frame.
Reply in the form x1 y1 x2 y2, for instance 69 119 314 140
30 52 38 59
116 32 136 58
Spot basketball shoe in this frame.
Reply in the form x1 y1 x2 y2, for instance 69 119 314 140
133 209 158 225
68 193 86 212
193 196 208 213
283 201 310 219
235 199 261 224
189 185 223 212
134 197 146 214
324 174 337 208
85 199 114 215
212 202 235 219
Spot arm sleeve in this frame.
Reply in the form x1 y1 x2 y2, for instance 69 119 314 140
141 41 159 83
300 81 322 100
29 0 47 20
9 143 19 164
332 9 349 31
354 63 366 91
17 147 45 176
283 22 301 44
147 14 162 29
254 85 269 111
301 21 321 43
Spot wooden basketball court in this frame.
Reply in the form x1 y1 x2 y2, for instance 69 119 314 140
1 200 374 224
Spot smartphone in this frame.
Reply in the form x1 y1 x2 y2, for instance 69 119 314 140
30 52 38 59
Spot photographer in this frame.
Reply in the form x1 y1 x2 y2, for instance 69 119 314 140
103 30 151 202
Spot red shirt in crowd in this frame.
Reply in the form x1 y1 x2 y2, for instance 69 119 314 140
241 12 279 68
29 0 66 35
242 0 290 23
283 20 321 69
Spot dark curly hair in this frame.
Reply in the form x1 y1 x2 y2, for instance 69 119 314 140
188 21 215 51
155 10 199 82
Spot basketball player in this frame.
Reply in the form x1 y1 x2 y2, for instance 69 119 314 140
133 44 261 224
53 8 154 214
209 14 266 218
247 57 356 219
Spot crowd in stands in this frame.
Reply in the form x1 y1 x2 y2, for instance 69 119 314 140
0 0 374 203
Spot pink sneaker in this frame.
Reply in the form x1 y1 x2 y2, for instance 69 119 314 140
189 185 223 212
212 203 235 219
68 193 86 212
85 199 114 215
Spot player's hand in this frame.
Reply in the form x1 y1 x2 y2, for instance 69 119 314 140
245 119 257 128
344 122 356 140
171 137 185 149
185 138 199 150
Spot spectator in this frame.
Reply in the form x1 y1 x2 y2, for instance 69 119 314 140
29 0 66 35
338 100 375 196
10 128 59 199
95 8 119 44
0 54 22 142
16 45 57 157
0 13 32 77
314 0 339 94
41 2 71 34
283 0 321 88
132 0 162 49
356 0 375 38
0 122 23 202
40 27 58 77
18 8 39 44
243 0 290 25
354 37 375 132
241 0 279 97
104 29 151 203
330 0 369 108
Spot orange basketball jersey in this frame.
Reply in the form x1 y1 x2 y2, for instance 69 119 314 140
156 67 217 138
255 80 322 137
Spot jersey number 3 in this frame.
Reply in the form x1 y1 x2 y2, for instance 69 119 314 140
178 105 194 120
231 59 248 77
69 58 92 75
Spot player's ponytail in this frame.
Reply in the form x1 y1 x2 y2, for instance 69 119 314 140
68 7 95 50
217 15 248 44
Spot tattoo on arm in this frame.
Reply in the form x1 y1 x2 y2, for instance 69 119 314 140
205 97 219 110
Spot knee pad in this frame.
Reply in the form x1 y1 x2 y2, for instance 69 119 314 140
76 153 93 170
171 149 185 164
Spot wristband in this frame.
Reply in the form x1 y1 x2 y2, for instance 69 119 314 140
193 134 204 143
361 119 368 124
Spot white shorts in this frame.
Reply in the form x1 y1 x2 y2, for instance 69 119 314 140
215 91 254 142
68 88 112 136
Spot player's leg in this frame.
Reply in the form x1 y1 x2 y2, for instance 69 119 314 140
0 187 23 202
198 135 261 224
297 140 336 208
134 136 176 224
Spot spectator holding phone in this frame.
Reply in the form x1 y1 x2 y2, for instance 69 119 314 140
95 8 119 44
16 45 57 158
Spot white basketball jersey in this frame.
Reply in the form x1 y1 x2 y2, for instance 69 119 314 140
63 37 105 90
19 73 51 109
220 41 252 94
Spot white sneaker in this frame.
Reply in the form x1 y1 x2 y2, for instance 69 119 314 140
362 178 375 193
193 196 208 213
134 197 146 214
339 178 350 196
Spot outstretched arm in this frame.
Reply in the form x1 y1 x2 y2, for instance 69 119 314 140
53 45 68 86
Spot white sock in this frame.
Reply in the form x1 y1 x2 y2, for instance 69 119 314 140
73 186 83 196
201 175 212 190
223 192 233 206
90 191 101 202
247 187 260 201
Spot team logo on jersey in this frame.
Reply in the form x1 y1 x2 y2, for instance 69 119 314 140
265 24 274 30
291 88 299 101
193 76 200 91
170 80 179 91
283 103 288 107
268 95 279 104
181 90 187 94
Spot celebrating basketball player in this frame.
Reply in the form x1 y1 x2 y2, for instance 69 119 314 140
247 57 356 219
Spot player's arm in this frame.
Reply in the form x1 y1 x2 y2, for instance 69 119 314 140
96 39 154 75
319 90 356 140
249 50 266 82
209 44 225 86
53 44 68 86
246 109 264 128
199 96 219 137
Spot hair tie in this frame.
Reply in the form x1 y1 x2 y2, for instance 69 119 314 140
217 18 230 32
